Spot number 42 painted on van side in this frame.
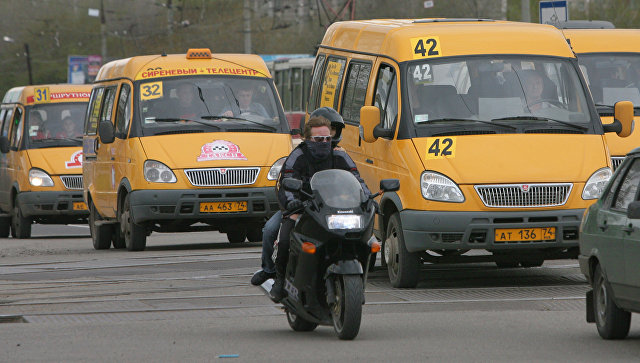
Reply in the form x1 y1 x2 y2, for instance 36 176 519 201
426 137 456 159
410 37 443 59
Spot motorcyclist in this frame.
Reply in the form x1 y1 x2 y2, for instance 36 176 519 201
250 107 346 286
270 116 371 301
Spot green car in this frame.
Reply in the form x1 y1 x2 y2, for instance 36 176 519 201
579 147 640 339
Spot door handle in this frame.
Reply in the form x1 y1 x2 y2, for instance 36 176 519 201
366 158 373 164
624 224 634 234
598 221 608 231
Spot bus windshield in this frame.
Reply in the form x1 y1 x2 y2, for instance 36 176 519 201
406 56 592 133
136 76 287 135
26 103 86 149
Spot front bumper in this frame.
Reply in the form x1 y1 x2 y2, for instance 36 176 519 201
399 208 583 253
129 187 279 224
16 191 88 218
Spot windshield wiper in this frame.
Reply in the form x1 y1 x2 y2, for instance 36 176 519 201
491 116 588 131
149 117 221 130
201 115 277 131
426 118 517 130
31 137 82 144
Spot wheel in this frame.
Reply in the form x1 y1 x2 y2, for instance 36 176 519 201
89 200 111 250
520 258 544 268
286 309 318 332
11 199 31 239
227 230 246 243
246 227 262 242
495 261 519 268
121 194 147 251
593 264 631 339
111 224 126 249
0 216 10 238
331 275 363 340
385 213 421 288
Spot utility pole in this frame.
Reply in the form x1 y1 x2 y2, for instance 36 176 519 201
243 0 252 53
521 0 531 22
100 0 107 61
167 0 174 52
24 43 33 85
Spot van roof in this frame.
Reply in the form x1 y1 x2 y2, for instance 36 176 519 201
320 19 575 62
1 84 92 105
563 29 640 54
95 52 272 82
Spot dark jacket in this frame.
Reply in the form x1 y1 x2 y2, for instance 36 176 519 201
277 142 371 210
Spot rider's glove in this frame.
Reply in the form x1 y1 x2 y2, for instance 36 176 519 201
286 199 303 211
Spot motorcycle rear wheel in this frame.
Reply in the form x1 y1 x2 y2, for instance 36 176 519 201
331 275 363 340
286 309 317 332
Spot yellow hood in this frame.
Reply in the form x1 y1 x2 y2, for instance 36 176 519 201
412 134 608 184
26 147 84 175
138 133 291 169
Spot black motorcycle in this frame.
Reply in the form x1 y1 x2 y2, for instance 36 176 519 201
259 169 399 340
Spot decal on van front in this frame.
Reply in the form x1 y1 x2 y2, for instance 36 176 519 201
65 150 83 169
197 140 248 161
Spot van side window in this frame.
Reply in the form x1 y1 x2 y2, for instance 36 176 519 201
2 109 14 138
85 88 105 135
612 159 640 211
100 87 117 123
604 160 630 208
374 64 398 130
9 108 23 149
319 57 346 110
0 109 9 137
115 84 131 139
341 61 372 124
308 55 326 111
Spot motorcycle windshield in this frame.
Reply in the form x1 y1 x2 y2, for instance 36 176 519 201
310 169 363 209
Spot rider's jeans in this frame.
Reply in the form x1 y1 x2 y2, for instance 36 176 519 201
261 210 282 274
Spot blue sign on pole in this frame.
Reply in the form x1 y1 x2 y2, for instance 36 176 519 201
539 1 568 24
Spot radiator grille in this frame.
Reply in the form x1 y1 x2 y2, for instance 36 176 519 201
184 167 260 187
611 157 625 171
475 183 572 208
60 175 83 190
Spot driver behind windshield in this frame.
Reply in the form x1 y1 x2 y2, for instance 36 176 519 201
270 116 372 302
222 82 269 118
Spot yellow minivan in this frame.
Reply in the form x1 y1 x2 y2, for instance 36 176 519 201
308 19 634 287
0 84 91 238
562 28 640 170
83 48 291 251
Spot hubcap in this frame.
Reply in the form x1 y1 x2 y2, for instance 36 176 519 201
332 277 343 330
386 227 399 278
596 276 607 326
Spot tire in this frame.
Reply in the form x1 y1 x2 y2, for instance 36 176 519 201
520 258 544 268
593 264 631 339
385 213 421 288
111 224 126 249
89 200 111 250
227 230 246 244
122 194 147 251
11 199 31 239
495 261 519 268
0 216 10 238
246 227 262 242
286 309 318 332
331 275 363 340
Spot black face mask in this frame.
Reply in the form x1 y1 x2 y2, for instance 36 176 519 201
306 140 332 160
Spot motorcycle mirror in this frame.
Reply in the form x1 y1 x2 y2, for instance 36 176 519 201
380 179 400 192
282 178 303 192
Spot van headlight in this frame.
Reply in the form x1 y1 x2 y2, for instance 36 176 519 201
582 167 612 200
144 160 177 183
29 168 54 187
327 215 362 230
421 171 464 202
268 157 286 180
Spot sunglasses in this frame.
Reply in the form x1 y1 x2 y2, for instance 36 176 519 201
309 135 332 143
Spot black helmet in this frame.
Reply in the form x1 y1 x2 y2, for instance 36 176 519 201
310 107 344 146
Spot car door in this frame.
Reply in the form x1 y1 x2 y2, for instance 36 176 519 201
621 157 640 298
94 85 118 217
0 107 14 211
600 158 640 292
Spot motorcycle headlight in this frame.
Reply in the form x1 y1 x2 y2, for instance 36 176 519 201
29 168 54 187
327 214 362 230
268 157 286 180
421 171 464 202
582 167 612 200
144 160 177 183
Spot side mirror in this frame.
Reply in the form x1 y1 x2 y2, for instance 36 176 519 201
627 201 640 219
98 120 115 144
380 179 400 192
360 106 380 143
282 177 302 192
604 101 634 137
0 136 9 154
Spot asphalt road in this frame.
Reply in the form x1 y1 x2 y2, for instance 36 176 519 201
1 224 639 362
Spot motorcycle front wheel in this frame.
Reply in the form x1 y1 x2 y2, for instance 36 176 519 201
331 275 363 340
286 309 317 332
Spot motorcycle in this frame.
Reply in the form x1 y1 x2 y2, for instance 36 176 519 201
258 169 399 340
